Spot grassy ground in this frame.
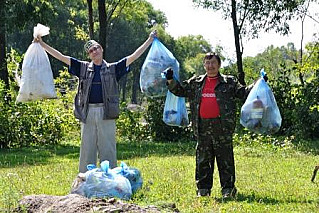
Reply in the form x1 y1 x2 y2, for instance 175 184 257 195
0 138 318 212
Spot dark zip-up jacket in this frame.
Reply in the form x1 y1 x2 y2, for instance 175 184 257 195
167 73 253 137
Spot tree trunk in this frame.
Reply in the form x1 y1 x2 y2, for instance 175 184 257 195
131 69 139 104
0 1 9 90
120 75 127 102
231 0 245 85
87 0 94 39
98 0 107 57
299 19 304 85
298 1 309 86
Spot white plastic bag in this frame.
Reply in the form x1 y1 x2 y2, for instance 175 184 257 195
16 23 56 102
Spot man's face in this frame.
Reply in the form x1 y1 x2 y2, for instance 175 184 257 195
203 57 220 77
88 45 103 60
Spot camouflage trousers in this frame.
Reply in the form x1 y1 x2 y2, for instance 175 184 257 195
196 117 236 192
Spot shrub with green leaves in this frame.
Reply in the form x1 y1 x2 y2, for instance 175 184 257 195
144 97 193 142
0 67 79 148
271 64 319 139
116 98 193 142
117 102 151 141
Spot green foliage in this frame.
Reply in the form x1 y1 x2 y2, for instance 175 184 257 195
144 97 193 142
117 102 151 141
0 99 62 148
174 35 212 79
0 52 79 148
116 97 193 142
7 0 89 76
269 64 296 135
293 70 319 139
269 42 319 139
0 79 79 148
246 44 297 80
193 0 306 38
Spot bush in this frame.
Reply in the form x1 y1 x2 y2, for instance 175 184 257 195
144 97 193 142
271 65 319 139
0 99 61 148
117 102 151 141
0 67 79 148
293 70 319 139
117 98 193 142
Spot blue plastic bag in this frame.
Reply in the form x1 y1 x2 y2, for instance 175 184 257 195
163 90 189 127
140 38 179 97
161 70 189 126
240 70 282 134
82 161 132 200
112 162 143 194
162 66 189 127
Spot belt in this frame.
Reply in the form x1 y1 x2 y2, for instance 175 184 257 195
89 103 104 107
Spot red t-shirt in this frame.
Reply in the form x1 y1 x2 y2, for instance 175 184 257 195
200 76 220 118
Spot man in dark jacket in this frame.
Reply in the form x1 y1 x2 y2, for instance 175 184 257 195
165 52 255 199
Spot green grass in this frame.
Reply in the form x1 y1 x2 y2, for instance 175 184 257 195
0 139 318 212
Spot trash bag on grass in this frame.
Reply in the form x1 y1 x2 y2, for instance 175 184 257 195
16 23 57 102
240 69 281 134
71 161 143 200
112 162 143 194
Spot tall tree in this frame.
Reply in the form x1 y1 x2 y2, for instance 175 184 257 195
106 1 168 104
174 35 213 79
7 0 88 76
0 1 9 89
98 0 134 59
194 0 308 85
87 0 94 38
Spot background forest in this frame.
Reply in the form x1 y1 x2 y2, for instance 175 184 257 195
0 0 318 148
0 0 318 212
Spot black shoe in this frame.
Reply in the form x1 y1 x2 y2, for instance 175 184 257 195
222 187 237 199
197 189 211 197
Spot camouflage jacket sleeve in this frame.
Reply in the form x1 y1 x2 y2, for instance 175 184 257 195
166 75 198 98
233 77 255 100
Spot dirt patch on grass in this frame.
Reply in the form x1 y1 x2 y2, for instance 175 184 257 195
14 194 179 212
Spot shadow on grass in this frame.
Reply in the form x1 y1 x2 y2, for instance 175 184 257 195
291 139 319 155
0 140 196 169
0 144 80 168
215 192 317 205
117 140 196 160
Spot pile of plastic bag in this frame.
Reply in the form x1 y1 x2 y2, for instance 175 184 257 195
16 23 57 102
240 70 282 134
71 161 143 200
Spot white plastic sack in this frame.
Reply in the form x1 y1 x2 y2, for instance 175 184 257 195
16 23 56 102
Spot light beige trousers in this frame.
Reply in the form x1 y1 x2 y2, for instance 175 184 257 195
79 104 117 173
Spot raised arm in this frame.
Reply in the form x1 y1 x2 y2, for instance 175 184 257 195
34 37 71 66
126 30 157 66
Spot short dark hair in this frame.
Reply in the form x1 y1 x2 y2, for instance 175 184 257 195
203 52 221 65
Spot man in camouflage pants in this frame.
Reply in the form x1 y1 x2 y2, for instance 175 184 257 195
165 52 256 199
